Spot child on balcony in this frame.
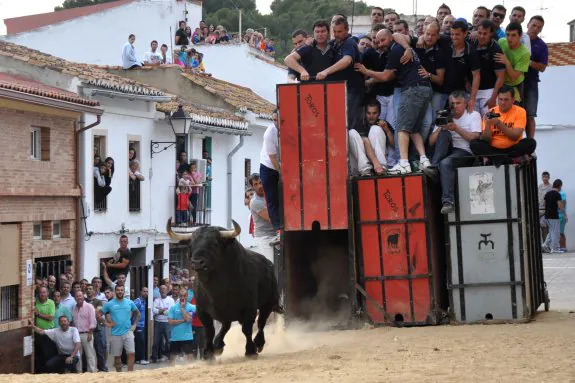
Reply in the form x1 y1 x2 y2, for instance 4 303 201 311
176 177 192 226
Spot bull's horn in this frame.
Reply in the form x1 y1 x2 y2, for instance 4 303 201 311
219 220 241 238
166 218 194 241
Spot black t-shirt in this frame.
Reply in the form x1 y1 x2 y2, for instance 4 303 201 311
362 48 395 98
416 44 447 93
544 190 562 219
385 43 428 88
296 42 335 80
175 29 189 45
444 41 480 93
108 247 131 280
475 40 506 90
328 36 365 92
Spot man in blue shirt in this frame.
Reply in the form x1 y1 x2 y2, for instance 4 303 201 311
101 285 140 372
524 15 548 138
356 29 432 175
133 287 149 365
317 17 365 133
167 289 196 365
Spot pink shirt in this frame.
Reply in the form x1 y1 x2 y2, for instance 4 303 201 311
72 302 97 333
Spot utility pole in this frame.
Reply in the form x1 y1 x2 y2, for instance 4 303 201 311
264 27 267 38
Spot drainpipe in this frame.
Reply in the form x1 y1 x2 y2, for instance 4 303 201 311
75 114 102 278
226 136 244 227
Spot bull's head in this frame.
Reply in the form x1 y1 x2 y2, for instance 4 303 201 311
166 218 241 272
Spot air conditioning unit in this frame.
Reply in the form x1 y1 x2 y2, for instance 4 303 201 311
191 159 207 182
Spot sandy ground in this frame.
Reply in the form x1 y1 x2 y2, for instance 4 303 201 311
3 311 575 382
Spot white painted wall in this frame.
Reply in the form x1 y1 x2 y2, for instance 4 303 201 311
79 95 175 284
534 65 575 250
4 0 201 66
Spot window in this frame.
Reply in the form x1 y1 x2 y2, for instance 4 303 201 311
33 222 42 239
30 128 41 160
0 285 19 322
52 221 61 239
94 135 106 159
245 158 251 188
129 140 142 212
94 134 108 212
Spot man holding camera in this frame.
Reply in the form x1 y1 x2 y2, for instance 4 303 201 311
425 91 482 214
469 85 536 165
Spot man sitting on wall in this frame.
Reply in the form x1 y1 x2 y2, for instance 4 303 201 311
469 85 536 165
348 101 395 176
424 91 482 214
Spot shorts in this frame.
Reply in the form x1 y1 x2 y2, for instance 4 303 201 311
396 85 432 133
110 331 135 356
169 340 194 357
523 82 538 117
560 217 566 234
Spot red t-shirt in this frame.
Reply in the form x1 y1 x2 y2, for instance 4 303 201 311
177 192 190 210
191 295 203 327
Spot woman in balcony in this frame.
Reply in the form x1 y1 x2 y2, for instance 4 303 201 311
94 162 112 204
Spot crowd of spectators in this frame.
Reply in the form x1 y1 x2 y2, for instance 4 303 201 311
32 238 206 374
281 3 547 215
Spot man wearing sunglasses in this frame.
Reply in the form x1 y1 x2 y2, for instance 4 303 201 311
491 5 507 39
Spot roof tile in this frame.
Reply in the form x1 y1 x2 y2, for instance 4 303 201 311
548 42 575 67
156 101 249 130
0 40 166 97
0 73 100 106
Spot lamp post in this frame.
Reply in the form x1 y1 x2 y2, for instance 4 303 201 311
150 105 193 158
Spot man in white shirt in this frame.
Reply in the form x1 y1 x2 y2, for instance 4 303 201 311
259 110 281 239
160 43 172 65
248 173 277 263
424 91 482 214
509 6 531 54
33 315 81 373
60 281 77 312
151 284 174 362
144 40 163 65
122 34 142 69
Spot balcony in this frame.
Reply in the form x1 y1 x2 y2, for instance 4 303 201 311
171 183 211 227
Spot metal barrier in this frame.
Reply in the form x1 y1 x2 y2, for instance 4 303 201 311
0 285 18 322
129 179 141 212
35 258 71 288
171 184 211 227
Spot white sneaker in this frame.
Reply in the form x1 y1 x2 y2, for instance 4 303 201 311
387 162 412 175
140 360 150 365
419 158 431 169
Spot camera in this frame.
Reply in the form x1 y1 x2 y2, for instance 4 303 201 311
435 109 453 126
485 110 501 120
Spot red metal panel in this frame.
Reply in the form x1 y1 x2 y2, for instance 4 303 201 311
325 82 349 229
355 174 443 326
278 82 349 231
300 83 328 229
278 85 301 231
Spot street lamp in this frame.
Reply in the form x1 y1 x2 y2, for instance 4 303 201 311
151 105 193 158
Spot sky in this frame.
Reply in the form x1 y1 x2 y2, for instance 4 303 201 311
1 0 573 42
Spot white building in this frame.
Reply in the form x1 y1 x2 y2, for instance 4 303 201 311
0 39 274 291
2 0 287 102
534 42 575 250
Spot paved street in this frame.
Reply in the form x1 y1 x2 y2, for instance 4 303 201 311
543 252 575 311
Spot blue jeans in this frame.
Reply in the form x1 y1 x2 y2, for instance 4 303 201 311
176 210 189 225
152 321 170 360
94 330 108 371
135 327 146 362
429 130 475 204
260 163 280 231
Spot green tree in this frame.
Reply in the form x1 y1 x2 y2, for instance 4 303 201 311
54 0 118 11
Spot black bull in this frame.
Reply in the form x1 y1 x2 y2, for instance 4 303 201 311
167 219 284 359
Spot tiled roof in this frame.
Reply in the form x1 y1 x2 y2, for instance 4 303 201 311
181 72 276 118
0 73 100 106
0 40 166 97
548 42 575 67
4 0 135 35
156 101 249 130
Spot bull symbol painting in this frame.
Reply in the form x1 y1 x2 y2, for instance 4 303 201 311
387 233 400 253
478 233 495 250
167 219 284 360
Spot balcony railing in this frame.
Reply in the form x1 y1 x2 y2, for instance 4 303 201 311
171 184 211 227
129 179 141 212
94 196 107 212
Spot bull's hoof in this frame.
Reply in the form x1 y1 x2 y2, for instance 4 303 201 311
245 352 258 359
254 333 265 353
256 345 264 353
213 347 224 356
203 351 216 361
